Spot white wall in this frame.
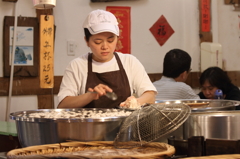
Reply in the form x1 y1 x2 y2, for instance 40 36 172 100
52 0 200 75
217 0 240 70
0 0 238 121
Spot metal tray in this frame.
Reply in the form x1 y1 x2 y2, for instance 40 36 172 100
10 108 132 122
155 99 240 112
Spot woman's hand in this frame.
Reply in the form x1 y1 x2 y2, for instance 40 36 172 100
120 91 156 108
120 96 139 108
87 84 113 100
58 84 114 108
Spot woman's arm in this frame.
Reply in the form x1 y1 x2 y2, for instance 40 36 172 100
120 91 156 107
57 92 96 108
58 84 113 108
137 91 156 105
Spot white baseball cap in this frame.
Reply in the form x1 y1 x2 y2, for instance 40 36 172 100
83 9 119 36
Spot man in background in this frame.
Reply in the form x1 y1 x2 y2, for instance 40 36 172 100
153 49 199 100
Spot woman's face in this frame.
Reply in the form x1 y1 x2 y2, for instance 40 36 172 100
201 80 219 99
87 32 118 62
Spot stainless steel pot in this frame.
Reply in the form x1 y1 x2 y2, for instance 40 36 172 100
9 108 131 147
155 99 240 141
155 99 240 112
183 110 240 140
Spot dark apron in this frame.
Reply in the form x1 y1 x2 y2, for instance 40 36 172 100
84 53 131 108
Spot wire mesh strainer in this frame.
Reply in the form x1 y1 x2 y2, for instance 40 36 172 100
114 103 191 149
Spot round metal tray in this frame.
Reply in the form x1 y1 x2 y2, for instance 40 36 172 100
119 99 240 112
155 99 240 112
10 108 132 122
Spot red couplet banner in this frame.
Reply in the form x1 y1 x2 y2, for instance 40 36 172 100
201 0 211 32
106 6 131 54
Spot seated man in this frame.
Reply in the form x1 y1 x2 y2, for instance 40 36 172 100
153 49 199 100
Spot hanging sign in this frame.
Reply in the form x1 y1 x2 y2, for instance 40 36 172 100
39 15 54 88
238 15 240 38
201 0 211 32
149 15 174 46
106 6 131 54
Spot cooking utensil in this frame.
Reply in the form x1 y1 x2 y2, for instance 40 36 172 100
155 99 240 112
183 110 240 140
114 103 191 149
105 91 118 100
9 108 131 147
154 99 240 141
88 91 118 100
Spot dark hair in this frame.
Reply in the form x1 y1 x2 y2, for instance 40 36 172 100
199 67 233 93
163 49 191 78
84 28 92 42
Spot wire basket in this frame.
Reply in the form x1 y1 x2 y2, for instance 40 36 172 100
114 103 191 149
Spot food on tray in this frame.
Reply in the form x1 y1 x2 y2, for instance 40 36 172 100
119 96 142 110
7 141 175 159
25 109 132 119
126 97 141 109
183 102 209 108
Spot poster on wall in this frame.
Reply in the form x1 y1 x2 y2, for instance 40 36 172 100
9 26 34 66
106 6 131 54
149 15 174 46
3 16 39 77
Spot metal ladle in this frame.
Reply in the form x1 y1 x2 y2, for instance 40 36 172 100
88 91 118 101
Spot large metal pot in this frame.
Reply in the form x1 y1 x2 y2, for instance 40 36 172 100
183 110 240 140
9 108 132 147
155 99 240 141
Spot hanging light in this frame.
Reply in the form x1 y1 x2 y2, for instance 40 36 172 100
32 0 56 9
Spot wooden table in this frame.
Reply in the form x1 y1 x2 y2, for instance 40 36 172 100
0 121 21 152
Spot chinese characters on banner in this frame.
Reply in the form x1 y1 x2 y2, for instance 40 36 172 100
238 15 240 38
40 15 54 88
106 6 131 54
201 0 211 32
149 15 174 46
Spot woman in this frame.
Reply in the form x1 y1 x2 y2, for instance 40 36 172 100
57 9 157 108
198 67 240 100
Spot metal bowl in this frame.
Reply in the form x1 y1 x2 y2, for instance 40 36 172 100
155 99 240 112
9 108 132 147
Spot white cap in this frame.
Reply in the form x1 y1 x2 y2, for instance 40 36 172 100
83 9 119 36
